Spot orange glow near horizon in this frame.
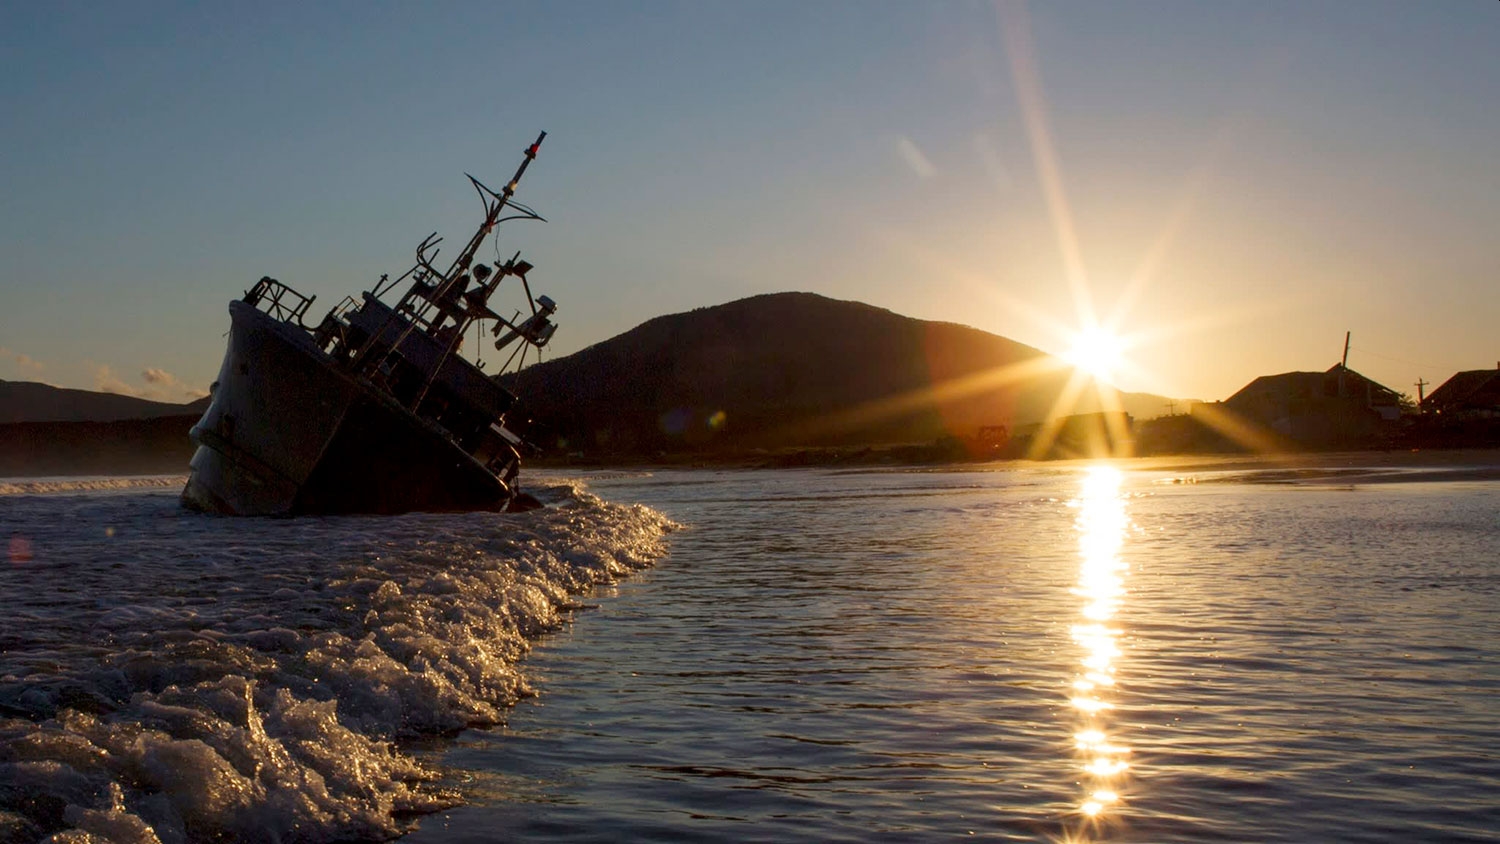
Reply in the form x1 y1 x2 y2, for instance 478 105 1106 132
988 0 1298 419
997 0 1163 458
737 2 1307 460
990 0 1299 460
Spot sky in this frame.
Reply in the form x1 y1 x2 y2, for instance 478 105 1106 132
2 0 1496 405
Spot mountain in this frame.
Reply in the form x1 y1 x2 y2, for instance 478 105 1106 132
0 380 209 424
0 416 200 477
504 292 1174 455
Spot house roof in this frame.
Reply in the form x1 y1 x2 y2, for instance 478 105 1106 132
1226 365 1401 406
1422 369 1500 411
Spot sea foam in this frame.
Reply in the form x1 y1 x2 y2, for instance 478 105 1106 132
0 481 674 842
0 477 187 496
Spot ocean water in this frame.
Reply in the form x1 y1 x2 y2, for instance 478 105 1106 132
0 478 672 843
3 465 1499 842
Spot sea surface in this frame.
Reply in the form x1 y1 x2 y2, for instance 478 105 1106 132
2 465 1498 843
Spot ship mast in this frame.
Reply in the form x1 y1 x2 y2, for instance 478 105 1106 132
443 132 546 286
355 132 555 410
396 131 547 339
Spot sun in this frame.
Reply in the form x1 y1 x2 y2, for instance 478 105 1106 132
1064 327 1125 383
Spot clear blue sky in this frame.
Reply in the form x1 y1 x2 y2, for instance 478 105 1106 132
3 1 1496 403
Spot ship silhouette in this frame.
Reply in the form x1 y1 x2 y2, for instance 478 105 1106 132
182 133 558 515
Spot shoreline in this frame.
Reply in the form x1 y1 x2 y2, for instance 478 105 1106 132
8 447 1499 486
536 446 1500 474
530 447 1500 491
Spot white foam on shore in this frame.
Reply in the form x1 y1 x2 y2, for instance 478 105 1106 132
0 476 187 496
0 482 675 842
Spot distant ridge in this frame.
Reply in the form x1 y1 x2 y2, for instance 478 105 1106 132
1 294 1178 472
506 292 1173 455
0 379 208 424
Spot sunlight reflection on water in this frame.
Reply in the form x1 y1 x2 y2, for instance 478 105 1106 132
401 467 1500 843
1069 465 1131 832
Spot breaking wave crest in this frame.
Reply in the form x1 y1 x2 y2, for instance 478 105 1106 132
0 481 674 843
0 477 187 496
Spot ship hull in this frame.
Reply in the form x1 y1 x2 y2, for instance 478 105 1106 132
182 302 510 516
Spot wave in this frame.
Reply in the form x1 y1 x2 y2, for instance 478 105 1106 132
0 482 675 842
0 475 187 496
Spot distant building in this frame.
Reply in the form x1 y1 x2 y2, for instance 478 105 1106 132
1421 365 1500 419
1222 364 1402 447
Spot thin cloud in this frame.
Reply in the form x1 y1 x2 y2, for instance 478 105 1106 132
90 364 206 401
0 347 46 375
895 136 937 179
141 367 205 400
93 365 141 397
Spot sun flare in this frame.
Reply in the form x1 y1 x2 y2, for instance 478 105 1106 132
1064 327 1125 383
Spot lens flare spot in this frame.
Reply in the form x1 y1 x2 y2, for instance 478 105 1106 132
658 407 692 436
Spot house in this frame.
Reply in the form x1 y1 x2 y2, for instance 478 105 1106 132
1421 365 1500 419
1222 364 1403 447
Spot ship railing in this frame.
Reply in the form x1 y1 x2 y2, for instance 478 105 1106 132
327 295 362 331
313 296 363 357
245 276 316 326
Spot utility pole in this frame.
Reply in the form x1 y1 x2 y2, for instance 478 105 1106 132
1164 400 1178 417
1414 377 1429 405
1338 331 1351 397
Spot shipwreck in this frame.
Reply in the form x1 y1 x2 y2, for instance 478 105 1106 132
182 132 559 515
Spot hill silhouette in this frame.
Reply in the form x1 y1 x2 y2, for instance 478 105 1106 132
505 292 1172 456
0 415 199 477
0 381 207 477
0 379 208 424
1 294 1177 474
